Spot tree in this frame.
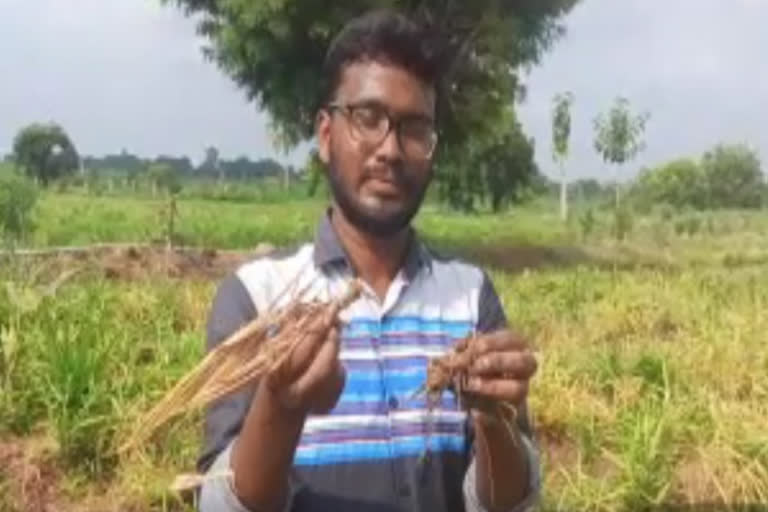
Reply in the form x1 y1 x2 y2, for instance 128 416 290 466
701 143 764 209
146 163 182 197
570 178 606 203
435 110 537 212
12 123 79 187
552 91 574 221
305 150 326 198
163 0 581 207
633 158 704 210
593 97 650 208
201 146 221 180
82 149 146 176
481 121 538 212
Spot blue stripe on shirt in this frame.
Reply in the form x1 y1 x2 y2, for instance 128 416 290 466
343 317 473 339
294 434 466 466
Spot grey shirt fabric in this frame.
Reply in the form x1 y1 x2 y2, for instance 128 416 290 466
195 214 541 512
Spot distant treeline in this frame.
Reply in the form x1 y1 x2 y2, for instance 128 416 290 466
81 151 294 181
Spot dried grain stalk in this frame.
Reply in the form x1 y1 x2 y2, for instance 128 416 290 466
118 278 363 455
420 333 523 505
422 334 520 424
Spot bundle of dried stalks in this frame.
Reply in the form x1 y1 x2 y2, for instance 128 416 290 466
423 334 520 425
421 334 523 505
119 278 363 455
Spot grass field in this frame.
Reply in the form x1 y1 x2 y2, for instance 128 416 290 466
1 192 768 511
25 192 574 249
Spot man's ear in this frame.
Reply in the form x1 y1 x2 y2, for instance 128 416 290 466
315 109 331 165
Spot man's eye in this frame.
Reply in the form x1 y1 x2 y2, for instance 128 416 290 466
352 107 384 129
402 120 433 139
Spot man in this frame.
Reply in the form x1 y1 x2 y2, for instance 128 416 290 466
198 9 540 512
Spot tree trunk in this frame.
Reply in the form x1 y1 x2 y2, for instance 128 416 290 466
559 161 568 221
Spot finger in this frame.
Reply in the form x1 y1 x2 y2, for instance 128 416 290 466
471 330 528 356
307 325 341 377
465 377 528 404
469 350 537 378
285 316 336 380
288 326 344 406
310 329 346 414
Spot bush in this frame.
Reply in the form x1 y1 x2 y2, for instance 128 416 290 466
613 205 634 241
578 208 597 240
674 216 702 237
0 173 38 242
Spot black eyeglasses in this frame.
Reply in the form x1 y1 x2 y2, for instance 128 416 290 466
326 101 438 159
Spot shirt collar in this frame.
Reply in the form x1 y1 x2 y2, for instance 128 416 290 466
312 208 432 282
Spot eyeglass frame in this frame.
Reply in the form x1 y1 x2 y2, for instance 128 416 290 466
324 100 439 160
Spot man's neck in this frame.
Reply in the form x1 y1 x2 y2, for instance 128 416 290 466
330 206 411 301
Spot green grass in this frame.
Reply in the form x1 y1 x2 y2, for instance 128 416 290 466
496 266 768 509
0 271 209 510
2 194 768 510
29 193 323 249
21 193 768 266
25 192 573 251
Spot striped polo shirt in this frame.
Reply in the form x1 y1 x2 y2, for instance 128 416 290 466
197 211 540 512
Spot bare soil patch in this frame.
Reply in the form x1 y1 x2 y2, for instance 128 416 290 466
0 436 65 512
2 243 277 282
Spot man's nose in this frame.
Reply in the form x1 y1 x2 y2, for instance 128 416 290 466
374 127 403 162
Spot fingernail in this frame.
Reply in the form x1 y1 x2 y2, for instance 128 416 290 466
468 378 481 390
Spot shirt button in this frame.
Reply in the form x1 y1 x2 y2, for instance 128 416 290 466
388 396 399 409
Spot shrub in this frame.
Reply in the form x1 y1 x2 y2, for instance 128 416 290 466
0 173 38 242
613 205 634 241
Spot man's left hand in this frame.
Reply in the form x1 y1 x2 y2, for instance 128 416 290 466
465 329 538 406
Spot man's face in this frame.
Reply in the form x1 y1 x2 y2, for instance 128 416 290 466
316 60 437 237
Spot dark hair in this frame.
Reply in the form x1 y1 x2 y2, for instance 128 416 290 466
320 9 442 107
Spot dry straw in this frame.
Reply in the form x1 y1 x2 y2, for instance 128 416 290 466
119 277 364 455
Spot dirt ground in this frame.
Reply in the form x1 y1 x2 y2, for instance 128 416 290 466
0 436 65 512
2 241 626 285
3 243 277 284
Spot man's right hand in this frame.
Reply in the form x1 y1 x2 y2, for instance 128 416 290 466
230 310 346 511
263 308 347 416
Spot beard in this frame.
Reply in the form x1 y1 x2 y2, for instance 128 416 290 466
327 150 431 238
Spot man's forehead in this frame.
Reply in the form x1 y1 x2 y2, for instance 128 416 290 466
335 60 436 114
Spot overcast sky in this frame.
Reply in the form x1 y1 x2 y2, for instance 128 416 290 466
1 0 766 180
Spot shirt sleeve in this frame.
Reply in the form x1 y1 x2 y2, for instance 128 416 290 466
196 274 258 474
196 274 300 512
463 270 542 512
198 438 298 512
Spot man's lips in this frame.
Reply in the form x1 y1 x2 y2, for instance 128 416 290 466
365 175 403 196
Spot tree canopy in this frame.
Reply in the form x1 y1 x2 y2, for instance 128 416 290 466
634 158 704 210
632 144 765 210
163 0 580 210
593 97 650 207
12 123 80 187
165 1 578 148
702 144 764 209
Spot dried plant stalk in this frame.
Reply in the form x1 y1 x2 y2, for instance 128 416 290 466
424 334 520 423
422 333 522 506
119 279 363 454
